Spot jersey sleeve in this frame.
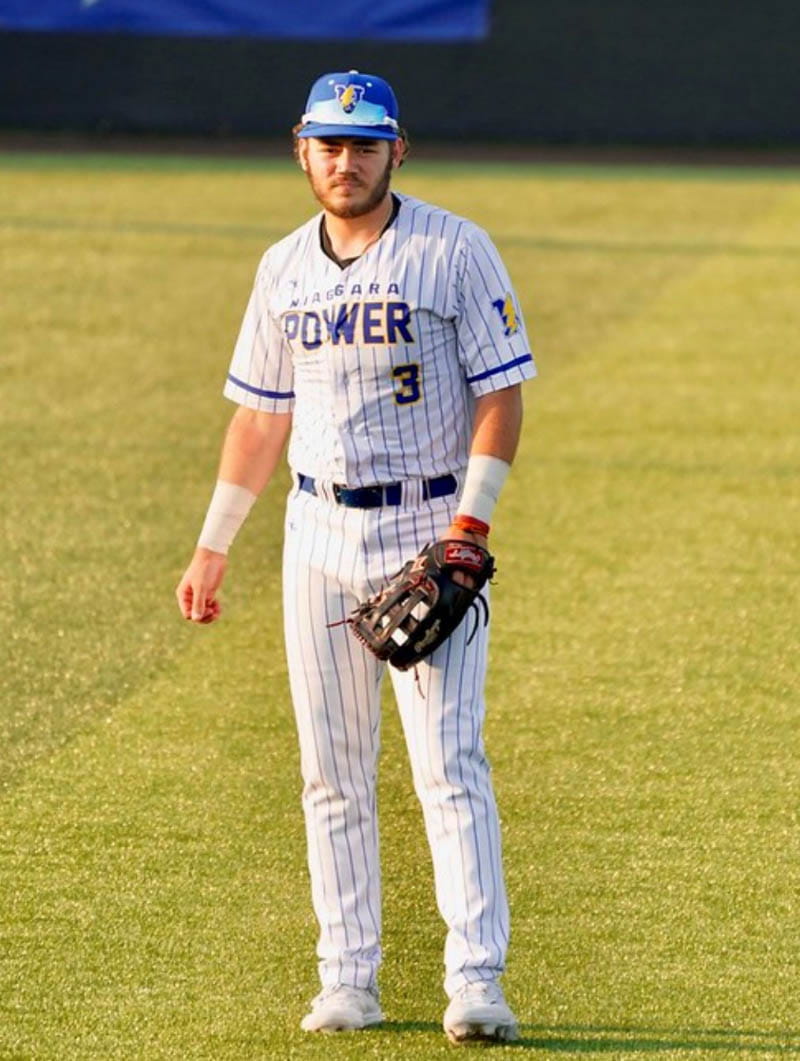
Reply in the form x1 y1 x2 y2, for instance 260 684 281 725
223 253 295 412
454 225 536 397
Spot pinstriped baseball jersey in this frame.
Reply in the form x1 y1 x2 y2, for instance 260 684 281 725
219 180 532 1005
224 192 535 486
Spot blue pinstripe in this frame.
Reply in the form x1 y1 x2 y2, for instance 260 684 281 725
319 505 376 974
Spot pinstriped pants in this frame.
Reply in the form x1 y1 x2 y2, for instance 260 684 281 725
282 480 510 998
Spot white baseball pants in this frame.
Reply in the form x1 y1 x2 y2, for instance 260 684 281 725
282 479 510 998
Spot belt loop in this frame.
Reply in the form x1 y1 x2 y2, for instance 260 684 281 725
401 478 422 508
316 480 335 504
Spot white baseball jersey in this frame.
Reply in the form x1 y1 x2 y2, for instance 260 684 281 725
224 192 535 486
225 192 534 1000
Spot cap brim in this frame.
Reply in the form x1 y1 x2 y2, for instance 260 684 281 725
297 123 398 140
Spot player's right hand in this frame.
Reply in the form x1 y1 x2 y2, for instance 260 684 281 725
175 547 228 624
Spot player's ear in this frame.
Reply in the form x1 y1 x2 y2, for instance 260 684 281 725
297 138 309 172
391 136 408 169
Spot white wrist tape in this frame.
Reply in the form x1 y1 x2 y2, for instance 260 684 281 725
456 455 510 525
197 480 257 555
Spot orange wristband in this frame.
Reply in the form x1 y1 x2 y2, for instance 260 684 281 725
453 514 490 537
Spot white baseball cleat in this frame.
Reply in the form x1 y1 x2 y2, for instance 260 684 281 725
443 980 519 1044
300 985 384 1033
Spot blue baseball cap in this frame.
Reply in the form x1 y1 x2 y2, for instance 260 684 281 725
297 70 400 141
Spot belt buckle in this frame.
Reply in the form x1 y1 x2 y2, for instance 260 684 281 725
333 483 386 508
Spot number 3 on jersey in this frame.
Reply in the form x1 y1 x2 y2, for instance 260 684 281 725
392 363 422 405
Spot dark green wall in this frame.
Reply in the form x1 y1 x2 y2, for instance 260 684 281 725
1 0 798 144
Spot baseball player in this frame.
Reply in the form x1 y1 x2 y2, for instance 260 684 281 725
176 69 535 1044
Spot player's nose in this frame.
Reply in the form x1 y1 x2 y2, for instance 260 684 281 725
335 147 358 171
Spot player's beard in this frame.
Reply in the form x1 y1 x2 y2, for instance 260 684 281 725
308 154 394 219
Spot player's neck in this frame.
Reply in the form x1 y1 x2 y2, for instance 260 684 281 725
323 194 395 262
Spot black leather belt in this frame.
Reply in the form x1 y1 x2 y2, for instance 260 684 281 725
297 472 458 508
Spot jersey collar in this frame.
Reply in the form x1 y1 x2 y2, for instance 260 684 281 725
319 194 401 270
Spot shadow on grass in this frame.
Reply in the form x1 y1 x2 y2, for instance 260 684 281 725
380 1022 800 1052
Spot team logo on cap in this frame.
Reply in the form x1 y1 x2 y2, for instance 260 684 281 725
492 294 519 337
335 83 365 113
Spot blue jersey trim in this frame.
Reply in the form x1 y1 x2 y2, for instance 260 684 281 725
466 353 533 384
227 372 295 400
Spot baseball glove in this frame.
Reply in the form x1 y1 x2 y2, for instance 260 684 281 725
347 540 495 671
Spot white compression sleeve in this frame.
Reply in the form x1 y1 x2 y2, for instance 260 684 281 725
197 480 257 555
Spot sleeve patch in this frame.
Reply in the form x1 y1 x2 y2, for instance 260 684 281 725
491 293 519 337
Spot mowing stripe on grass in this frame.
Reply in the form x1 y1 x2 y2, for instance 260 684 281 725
2 212 800 259
2 147 800 182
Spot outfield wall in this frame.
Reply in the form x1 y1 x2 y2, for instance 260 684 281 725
1 0 798 145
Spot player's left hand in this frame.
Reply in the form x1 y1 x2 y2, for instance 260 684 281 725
443 521 487 586
347 538 495 670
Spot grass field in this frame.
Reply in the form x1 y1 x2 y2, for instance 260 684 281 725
1 149 799 1060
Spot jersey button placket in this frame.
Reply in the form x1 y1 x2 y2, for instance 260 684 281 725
333 263 366 486
329 317 355 484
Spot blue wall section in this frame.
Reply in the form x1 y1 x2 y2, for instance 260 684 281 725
0 0 489 40
1 0 798 145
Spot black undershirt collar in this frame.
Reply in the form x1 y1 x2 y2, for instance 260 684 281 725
319 194 401 269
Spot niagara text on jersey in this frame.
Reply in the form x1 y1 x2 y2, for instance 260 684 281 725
224 193 536 487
